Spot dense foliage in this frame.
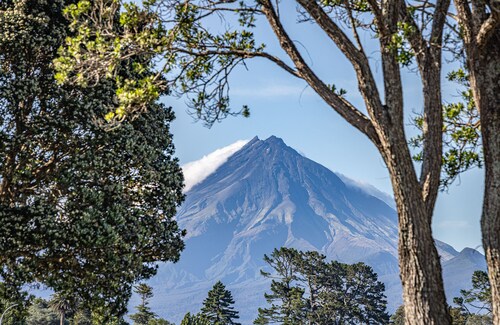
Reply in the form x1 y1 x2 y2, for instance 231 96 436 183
254 248 389 324
179 282 240 325
54 1 460 321
9 0 500 322
180 312 209 325
0 0 185 318
200 281 240 325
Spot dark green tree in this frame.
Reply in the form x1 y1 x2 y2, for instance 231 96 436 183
256 248 389 324
180 312 209 325
71 307 92 325
0 0 185 319
129 283 156 325
339 263 389 323
254 248 307 325
25 297 93 325
200 281 240 325
0 282 32 325
147 319 175 325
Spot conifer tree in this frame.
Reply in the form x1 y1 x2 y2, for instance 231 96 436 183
255 248 389 324
254 248 308 324
129 283 156 325
180 312 209 325
200 281 241 325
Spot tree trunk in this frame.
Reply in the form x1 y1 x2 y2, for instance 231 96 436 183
482 103 500 325
60 313 65 325
378 126 451 325
468 33 500 324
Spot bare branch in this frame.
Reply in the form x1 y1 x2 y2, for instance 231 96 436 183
295 0 385 123
345 0 365 53
260 0 380 146
430 0 452 56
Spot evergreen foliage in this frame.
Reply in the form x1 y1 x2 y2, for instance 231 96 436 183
451 270 492 324
200 281 241 325
390 305 405 325
255 247 390 324
0 0 185 319
147 319 175 325
26 298 60 325
180 312 210 325
411 68 481 188
130 283 157 325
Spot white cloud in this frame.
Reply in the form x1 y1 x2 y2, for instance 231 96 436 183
182 140 249 192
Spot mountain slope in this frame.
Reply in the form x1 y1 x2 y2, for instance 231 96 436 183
148 136 484 324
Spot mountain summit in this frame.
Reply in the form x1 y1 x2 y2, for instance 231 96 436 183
148 136 485 324
178 136 399 273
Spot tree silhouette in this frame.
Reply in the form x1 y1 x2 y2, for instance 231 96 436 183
200 281 240 325
130 283 156 325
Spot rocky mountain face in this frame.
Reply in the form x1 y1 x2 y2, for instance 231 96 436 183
147 136 486 324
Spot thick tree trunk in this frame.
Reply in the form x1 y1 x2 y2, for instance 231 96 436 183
378 126 450 325
468 33 500 324
482 103 500 324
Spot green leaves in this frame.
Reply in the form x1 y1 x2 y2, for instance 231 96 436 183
130 283 157 325
55 0 262 127
388 22 416 66
411 69 481 188
256 248 389 324
180 282 240 325
1 0 185 319
200 281 241 325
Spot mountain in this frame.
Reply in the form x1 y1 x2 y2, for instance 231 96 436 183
146 136 486 324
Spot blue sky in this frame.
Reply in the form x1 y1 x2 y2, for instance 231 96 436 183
164 4 484 252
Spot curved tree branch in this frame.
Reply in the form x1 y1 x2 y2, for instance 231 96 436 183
296 0 384 124
260 0 380 146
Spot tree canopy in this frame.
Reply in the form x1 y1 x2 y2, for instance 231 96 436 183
0 0 185 318
200 281 241 325
255 247 389 324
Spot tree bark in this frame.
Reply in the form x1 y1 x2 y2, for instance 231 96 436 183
377 122 451 325
471 36 500 325
454 2 500 319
